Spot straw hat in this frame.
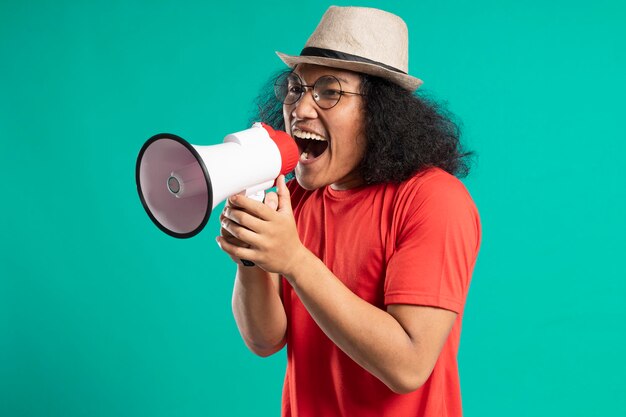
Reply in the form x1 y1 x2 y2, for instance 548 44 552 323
276 6 423 91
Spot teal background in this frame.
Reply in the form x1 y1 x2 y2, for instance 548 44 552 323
1 0 625 416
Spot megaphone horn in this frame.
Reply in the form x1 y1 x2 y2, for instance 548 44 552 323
136 122 299 239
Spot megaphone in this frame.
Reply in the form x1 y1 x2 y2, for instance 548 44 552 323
136 122 299 239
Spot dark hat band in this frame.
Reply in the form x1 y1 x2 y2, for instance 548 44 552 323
300 47 407 75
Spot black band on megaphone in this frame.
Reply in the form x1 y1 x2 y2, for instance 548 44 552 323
136 133 213 239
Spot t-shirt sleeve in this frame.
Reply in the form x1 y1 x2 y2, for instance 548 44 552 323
384 173 481 313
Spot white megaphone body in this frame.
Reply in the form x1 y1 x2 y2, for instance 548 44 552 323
136 122 299 239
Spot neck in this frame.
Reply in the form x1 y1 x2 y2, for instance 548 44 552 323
330 176 365 191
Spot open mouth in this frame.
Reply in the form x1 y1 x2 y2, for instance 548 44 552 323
292 129 329 161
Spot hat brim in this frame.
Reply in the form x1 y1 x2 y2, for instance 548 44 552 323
276 51 423 92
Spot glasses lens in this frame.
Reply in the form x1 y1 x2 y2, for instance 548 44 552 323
313 76 342 109
274 72 303 105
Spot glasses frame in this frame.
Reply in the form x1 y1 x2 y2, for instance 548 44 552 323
274 72 365 110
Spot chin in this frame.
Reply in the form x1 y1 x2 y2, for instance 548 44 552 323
295 171 325 191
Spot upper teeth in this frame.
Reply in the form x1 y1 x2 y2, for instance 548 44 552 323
292 129 327 141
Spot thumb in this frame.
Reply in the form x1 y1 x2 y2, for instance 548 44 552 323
276 175 292 213
263 191 278 211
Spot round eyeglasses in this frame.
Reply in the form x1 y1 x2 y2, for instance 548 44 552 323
274 72 365 110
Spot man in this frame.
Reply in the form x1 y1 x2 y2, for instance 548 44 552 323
216 6 481 417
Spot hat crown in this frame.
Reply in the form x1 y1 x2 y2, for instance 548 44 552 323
304 6 409 74
275 6 422 91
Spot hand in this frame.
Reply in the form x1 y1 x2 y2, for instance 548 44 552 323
216 175 307 276
218 191 280 266
218 199 251 266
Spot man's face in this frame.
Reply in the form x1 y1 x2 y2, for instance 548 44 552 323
283 64 366 191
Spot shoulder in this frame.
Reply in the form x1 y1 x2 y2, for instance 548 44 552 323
392 167 480 233
401 167 469 196
397 167 477 211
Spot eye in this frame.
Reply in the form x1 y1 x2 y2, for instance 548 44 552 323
288 85 305 94
319 89 342 99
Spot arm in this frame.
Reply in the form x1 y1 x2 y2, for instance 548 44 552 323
219 199 287 357
218 176 458 393
282 248 456 394
231 266 287 357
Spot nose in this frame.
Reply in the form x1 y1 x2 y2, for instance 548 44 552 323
291 87 319 120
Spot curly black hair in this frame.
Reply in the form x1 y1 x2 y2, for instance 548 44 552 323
249 69 474 183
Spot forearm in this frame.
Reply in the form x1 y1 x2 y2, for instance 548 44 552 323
232 265 287 357
284 248 424 393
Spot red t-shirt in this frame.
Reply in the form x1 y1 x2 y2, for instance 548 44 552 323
281 167 481 417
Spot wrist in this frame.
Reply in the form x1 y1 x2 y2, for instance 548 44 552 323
237 264 272 283
283 244 313 284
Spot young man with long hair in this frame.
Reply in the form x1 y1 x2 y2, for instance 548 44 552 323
217 6 481 417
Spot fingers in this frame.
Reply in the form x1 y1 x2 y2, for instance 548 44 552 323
216 236 256 263
218 214 252 265
264 191 279 211
219 210 238 240
228 194 275 221
220 216 261 246
223 204 265 232
220 230 248 247
218 198 263 266
220 200 234 235
276 175 292 213
219 236 250 266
